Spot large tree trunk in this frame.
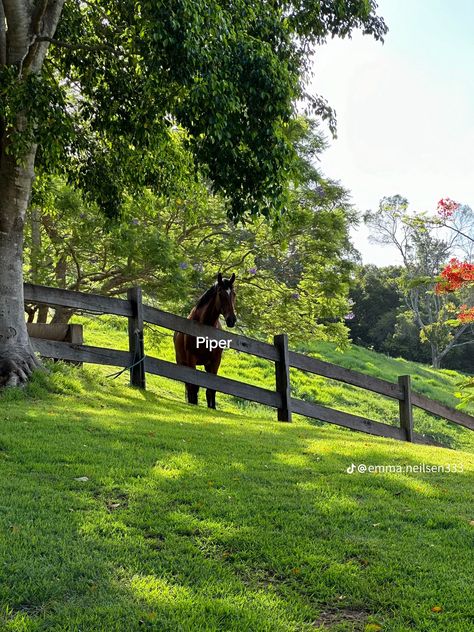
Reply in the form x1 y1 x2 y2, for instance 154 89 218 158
429 343 440 369
36 305 49 323
51 307 74 325
0 0 65 386
0 150 40 385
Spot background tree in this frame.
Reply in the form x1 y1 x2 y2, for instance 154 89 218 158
348 265 402 351
434 201 474 403
0 0 387 385
25 176 186 323
24 118 356 346
364 195 474 368
347 263 474 371
435 198 474 262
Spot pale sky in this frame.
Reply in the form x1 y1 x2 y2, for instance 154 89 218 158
310 0 474 265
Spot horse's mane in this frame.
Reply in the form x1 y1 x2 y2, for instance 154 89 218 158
195 284 218 309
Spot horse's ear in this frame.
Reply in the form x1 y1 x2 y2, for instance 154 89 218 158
230 273 235 285
217 272 223 286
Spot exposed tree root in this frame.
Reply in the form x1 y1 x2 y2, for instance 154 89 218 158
0 349 42 387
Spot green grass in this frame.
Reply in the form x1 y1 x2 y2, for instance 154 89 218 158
0 317 474 631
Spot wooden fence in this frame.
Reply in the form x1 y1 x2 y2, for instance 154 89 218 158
24 283 474 447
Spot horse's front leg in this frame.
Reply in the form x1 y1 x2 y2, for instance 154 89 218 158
184 357 199 406
206 387 216 409
185 382 198 405
175 333 199 405
205 353 221 409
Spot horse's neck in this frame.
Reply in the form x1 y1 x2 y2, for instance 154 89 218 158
190 300 220 326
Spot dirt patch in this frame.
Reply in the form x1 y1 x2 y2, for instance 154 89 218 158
313 607 369 630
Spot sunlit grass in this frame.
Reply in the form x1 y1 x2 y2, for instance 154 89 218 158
0 358 473 630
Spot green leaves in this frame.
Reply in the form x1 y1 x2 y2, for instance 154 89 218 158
33 0 387 221
0 68 71 165
456 376 474 409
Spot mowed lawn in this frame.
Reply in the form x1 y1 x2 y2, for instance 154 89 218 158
1 364 474 632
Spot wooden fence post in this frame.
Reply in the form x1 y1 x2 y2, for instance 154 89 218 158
127 287 146 389
398 375 413 442
66 324 83 345
66 324 83 367
274 333 292 422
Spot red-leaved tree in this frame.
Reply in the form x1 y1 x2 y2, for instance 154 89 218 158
436 199 474 406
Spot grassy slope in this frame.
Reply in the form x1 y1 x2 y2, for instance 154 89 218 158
0 317 473 631
79 315 474 451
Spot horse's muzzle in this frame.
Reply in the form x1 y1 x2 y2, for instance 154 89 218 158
226 315 236 327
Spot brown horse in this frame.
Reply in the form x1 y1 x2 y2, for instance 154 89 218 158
174 273 236 408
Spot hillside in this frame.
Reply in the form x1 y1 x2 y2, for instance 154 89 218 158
1 318 473 631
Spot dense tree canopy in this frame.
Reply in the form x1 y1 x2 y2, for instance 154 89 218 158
2 0 387 219
0 0 387 385
348 265 402 349
25 118 356 346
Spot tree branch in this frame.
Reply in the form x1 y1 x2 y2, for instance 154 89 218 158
450 338 474 349
438 323 469 360
440 221 474 245
221 248 255 272
17 0 66 75
194 230 231 249
0 2 6 66
19 0 48 71
176 221 227 245
36 35 115 53
239 279 289 297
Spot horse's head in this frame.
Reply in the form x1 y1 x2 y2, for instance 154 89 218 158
216 272 236 327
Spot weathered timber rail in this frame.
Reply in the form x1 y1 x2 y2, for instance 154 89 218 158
24 283 474 447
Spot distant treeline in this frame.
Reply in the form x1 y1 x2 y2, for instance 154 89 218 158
348 265 474 373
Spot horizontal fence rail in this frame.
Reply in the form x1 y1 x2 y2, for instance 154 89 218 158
411 392 474 432
145 357 281 409
24 283 133 318
288 351 404 400
32 339 132 368
25 283 474 447
32 339 280 408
